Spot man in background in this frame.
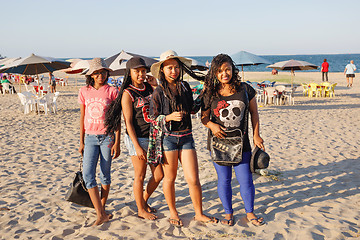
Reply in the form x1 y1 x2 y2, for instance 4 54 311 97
321 59 329 81
344 60 357 87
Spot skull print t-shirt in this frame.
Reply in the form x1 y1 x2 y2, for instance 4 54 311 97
202 82 256 152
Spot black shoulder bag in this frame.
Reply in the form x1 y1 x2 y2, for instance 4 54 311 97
65 158 94 208
210 89 249 166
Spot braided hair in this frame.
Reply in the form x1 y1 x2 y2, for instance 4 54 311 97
104 68 132 135
203 54 241 100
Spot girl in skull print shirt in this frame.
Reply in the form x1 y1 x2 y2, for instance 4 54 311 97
201 54 265 227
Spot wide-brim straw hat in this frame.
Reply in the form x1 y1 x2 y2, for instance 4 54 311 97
250 146 270 173
150 50 192 79
86 58 112 76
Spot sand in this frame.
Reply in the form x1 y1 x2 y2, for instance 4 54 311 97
0 72 359 239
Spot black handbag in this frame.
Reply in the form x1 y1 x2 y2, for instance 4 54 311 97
210 129 244 166
65 159 94 208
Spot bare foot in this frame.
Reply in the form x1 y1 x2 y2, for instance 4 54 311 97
138 210 157 220
194 214 219 223
92 214 110 226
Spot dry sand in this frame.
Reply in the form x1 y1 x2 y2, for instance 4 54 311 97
0 72 359 239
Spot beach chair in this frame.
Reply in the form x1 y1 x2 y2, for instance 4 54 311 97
324 83 337 97
283 87 297 105
301 83 309 96
37 93 54 115
308 83 321 97
51 92 60 113
2 83 13 94
275 85 286 105
264 87 277 105
17 92 37 114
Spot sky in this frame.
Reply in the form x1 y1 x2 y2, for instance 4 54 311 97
1 0 360 59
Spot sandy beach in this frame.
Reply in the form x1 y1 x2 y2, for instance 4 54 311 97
0 72 359 239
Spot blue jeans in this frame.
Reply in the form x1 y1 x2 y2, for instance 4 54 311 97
82 134 114 189
213 151 255 214
163 130 195 152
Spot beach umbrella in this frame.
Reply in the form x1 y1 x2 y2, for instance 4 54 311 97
266 59 319 87
64 59 90 74
231 51 271 81
105 50 158 76
0 53 71 95
0 57 21 67
0 53 71 75
188 58 208 71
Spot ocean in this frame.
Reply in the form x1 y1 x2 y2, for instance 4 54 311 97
71 53 360 73
188 54 360 73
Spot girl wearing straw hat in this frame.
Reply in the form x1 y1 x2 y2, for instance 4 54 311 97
105 57 164 220
201 54 265 226
149 50 218 227
78 58 120 226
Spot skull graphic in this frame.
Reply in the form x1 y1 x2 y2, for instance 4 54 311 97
219 100 246 127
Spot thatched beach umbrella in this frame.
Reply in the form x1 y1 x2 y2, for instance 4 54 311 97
266 59 319 88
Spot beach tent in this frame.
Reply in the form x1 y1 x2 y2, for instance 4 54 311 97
105 50 158 76
266 59 318 87
231 51 271 81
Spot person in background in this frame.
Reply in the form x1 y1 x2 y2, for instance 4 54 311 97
321 59 329 82
78 58 120 226
271 68 278 75
1 75 17 93
49 72 56 93
201 54 265 227
344 60 356 87
105 57 164 220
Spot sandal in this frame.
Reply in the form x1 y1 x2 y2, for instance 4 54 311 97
194 216 219 224
221 217 234 226
248 217 265 226
169 218 183 228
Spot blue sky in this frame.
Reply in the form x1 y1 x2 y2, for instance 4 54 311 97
2 0 360 58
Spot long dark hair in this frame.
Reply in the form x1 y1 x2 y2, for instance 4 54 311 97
104 68 132 135
158 58 204 112
204 54 241 99
85 70 110 87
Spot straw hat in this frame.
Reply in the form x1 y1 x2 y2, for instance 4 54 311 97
250 146 270 173
86 58 112 76
150 50 192 79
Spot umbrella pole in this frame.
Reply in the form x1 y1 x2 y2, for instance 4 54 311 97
242 65 244 81
291 69 294 88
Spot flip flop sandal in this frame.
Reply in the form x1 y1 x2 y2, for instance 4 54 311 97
248 217 265 226
169 218 183 228
194 216 219 224
221 217 234 226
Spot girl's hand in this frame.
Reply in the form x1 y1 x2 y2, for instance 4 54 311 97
78 143 84 156
111 143 120 159
253 135 265 151
210 123 226 139
166 111 183 122
135 146 147 162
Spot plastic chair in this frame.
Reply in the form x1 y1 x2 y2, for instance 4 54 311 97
2 83 14 94
264 87 277 105
283 87 297 105
51 92 60 113
308 83 321 97
275 85 286 105
37 93 54 115
17 92 37 114
301 83 309 96
324 83 337 97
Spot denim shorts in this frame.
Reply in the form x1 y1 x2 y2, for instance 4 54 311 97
82 134 114 189
163 130 196 152
124 134 149 156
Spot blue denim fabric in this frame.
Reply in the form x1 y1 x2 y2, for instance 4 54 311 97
212 151 255 214
82 134 114 189
124 134 149 156
163 130 195 152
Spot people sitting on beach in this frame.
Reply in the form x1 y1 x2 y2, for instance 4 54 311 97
201 54 265 227
105 57 164 220
78 58 120 226
148 50 218 227
1 75 17 93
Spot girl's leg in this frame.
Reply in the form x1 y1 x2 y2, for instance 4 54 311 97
162 150 181 224
179 149 215 222
83 135 108 226
233 152 263 225
212 162 233 221
131 156 157 220
144 164 164 212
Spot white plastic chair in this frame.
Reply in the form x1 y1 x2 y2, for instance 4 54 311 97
264 87 277 105
275 85 286 105
283 87 297 105
17 92 37 114
37 93 54 115
51 92 60 113
40 83 50 96
2 83 14 94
